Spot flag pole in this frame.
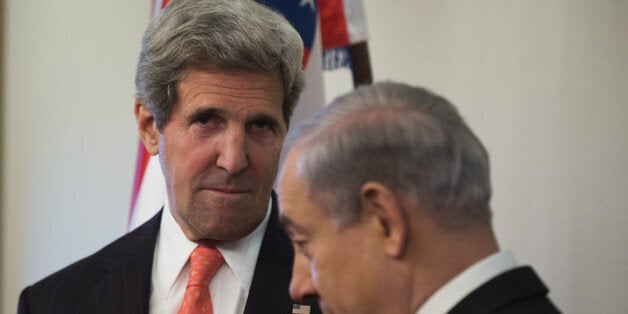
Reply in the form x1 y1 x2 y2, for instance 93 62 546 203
349 41 372 87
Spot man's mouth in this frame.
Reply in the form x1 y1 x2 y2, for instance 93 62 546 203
206 187 250 196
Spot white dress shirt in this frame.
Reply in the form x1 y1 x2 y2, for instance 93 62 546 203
149 198 271 314
417 251 518 314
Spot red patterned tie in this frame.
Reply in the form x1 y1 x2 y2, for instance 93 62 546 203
178 246 224 314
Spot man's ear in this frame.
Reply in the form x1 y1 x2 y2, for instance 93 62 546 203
360 182 408 259
134 98 160 156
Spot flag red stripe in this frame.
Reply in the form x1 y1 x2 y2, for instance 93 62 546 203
319 0 350 49
151 0 170 18
303 48 311 69
128 0 170 226
128 144 151 223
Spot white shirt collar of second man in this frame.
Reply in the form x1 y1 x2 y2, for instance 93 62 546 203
417 250 518 314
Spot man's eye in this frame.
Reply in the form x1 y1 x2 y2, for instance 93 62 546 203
294 240 306 250
293 240 311 258
195 114 212 125
249 120 272 131
191 112 219 127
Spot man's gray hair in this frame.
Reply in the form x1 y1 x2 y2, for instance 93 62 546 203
135 0 305 130
287 81 492 230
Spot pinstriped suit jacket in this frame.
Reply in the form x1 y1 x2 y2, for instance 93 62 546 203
18 194 320 314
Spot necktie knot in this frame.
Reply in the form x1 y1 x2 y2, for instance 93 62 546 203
187 246 224 287
179 246 224 314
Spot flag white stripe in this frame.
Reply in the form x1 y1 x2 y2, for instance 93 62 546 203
343 0 369 43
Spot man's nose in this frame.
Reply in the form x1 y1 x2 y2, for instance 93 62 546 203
290 252 317 302
216 128 248 175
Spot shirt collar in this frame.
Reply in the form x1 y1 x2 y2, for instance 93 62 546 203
153 196 271 297
218 201 271 291
417 251 518 314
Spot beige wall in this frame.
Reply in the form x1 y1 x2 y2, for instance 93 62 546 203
2 1 627 313
1 1 151 312
358 1 628 313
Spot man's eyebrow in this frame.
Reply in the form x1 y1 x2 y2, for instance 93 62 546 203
279 214 309 237
248 113 283 127
278 214 293 230
189 107 224 119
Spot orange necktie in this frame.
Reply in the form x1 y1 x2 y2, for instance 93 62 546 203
178 246 224 314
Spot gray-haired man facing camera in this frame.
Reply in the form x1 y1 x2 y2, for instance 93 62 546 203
278 81 560 313
19 0 320 313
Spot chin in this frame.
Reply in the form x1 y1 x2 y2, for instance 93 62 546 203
197 217 263 243
180 199 268 243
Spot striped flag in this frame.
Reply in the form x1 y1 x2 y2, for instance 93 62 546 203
128 0 368 230
127 0 170 230
319 0 368 70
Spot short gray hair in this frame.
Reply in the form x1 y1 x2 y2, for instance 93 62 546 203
287 81 492 230
135 0 305 130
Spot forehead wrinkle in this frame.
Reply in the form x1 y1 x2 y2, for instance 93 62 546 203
178 70 284 102
185 101 280 117
179 87 282 107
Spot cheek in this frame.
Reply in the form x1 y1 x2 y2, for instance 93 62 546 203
310 245 350 289
316 234 372 296
162 138 213 186
310 253 360 313
249 140 283 174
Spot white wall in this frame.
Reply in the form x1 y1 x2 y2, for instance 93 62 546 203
356 1 627 313
2 1 627 313
1 1 151 312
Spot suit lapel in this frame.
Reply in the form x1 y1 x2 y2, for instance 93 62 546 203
244 193 321 314
71 197 315 314
244 193 295 314
79 210 162 314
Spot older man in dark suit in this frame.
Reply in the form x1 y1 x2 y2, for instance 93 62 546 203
278 82 561 313
18 0 319 313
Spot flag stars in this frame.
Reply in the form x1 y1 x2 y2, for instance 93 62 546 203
300 0 315 11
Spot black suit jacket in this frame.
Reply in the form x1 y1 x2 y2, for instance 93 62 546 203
18 195 319 314
448 266 560 314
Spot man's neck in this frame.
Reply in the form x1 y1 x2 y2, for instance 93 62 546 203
409 223 499 311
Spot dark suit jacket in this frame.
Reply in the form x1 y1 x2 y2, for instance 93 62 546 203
448 266 560 314
18 195 320 314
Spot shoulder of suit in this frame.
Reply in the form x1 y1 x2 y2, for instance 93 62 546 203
25 210 162 292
